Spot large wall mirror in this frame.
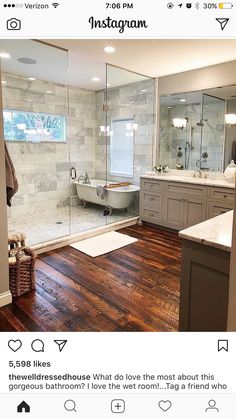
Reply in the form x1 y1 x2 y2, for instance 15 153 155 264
159 84 236 172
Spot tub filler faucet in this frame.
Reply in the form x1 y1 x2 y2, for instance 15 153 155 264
84 172 91 185
79 172 91 185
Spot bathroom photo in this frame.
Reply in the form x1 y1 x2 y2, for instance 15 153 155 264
0 39 236 332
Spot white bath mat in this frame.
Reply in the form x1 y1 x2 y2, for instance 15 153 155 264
70 231 138 257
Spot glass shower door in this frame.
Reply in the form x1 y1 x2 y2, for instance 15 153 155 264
201 93 225 171
69 64 108 235
1 40 70 246
105 64 156 225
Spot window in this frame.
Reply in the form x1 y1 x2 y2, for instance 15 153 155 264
3 110 65 142
110 117 134 177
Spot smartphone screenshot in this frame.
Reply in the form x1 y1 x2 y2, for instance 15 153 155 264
0 0 236 417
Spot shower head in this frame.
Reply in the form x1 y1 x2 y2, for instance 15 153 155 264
197 118 208 127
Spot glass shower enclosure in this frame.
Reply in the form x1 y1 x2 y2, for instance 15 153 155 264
1 40 71 245
159 91 225 171
0 41 156 247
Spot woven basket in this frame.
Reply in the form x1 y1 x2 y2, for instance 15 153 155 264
8 233 36 298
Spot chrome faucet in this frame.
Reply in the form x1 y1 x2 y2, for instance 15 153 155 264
84 172 91 185
79 172 91 185
193 169 208 179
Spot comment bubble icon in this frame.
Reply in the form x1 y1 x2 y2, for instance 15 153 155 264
31 339 44 353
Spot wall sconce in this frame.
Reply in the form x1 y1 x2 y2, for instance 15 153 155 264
99 125 111 136
225 114 236 127
172 118 187 129
126 123 138 131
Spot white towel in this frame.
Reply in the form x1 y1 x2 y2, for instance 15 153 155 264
96 185 106 199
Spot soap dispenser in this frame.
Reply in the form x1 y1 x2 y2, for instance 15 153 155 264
224 160 236 181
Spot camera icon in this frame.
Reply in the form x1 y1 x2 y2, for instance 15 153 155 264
7 18 21 30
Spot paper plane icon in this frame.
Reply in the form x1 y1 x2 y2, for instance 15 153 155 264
216 18 230 31
54 340 67 352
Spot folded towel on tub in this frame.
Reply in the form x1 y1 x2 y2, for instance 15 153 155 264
96 185 106 199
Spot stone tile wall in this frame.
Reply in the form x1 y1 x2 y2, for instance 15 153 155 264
3 72 96 217
95 78 156 184
159 99 225 171
3 72 155 220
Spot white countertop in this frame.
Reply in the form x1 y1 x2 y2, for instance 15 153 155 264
179 211 234 252
141 174 235 189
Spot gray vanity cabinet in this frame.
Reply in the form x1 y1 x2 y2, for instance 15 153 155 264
163 192 185 229
184 196 207 228
140 178 207 230
140 179 163 224
207 187 235 219
140 177 234 230
163 183 207 230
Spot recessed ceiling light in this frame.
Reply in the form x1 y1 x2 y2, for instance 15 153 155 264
167 106 172 109
1 80 6 84
92 77 100 82
141 89 147 92
180 99 186 102
18 57 37 65
104 46 115 53
0 52 10 59
28 77 36 81
46 90 53 94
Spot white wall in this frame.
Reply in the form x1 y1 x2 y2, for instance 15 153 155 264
0 65 11 307
158 59 236 96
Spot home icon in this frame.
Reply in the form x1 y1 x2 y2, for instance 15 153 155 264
17 401 30 413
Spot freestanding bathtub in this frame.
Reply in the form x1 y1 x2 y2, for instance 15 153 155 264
73 179 139 212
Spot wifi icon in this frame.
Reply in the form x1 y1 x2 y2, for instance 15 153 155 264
52 2 59 7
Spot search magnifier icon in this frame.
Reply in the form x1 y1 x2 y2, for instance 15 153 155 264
64 399 77 412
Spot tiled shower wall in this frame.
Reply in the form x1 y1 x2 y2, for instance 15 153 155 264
3 72 96 217
159 100 225 171
4 73 155 219
95 78 155 184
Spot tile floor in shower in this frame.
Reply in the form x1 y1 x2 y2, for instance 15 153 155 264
8 204 138 246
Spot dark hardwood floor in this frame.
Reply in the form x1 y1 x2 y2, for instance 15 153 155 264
0 224 181 332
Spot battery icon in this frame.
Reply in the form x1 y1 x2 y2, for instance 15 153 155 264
219 2 233 8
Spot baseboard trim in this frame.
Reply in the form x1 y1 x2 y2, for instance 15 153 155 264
0 291 12 307
33 216 139 255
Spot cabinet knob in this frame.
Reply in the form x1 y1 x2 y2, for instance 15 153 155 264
224 195 227 198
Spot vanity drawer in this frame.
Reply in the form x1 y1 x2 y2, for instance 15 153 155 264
141 179 162 193
141 192 162 209
141 208 162 223
208 201 234 219
208 187 235 204
164 182 207 199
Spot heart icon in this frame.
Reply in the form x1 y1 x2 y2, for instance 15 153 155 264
158 400 172 412
8 339 22 352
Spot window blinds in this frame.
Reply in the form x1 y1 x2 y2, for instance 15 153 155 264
110 117 134 177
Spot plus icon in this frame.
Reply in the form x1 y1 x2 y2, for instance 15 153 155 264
111 399 125 413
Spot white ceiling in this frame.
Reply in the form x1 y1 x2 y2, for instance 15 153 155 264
1 39 236 90
48 39 236 89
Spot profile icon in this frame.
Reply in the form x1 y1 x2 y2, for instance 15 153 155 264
205 400 219 412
